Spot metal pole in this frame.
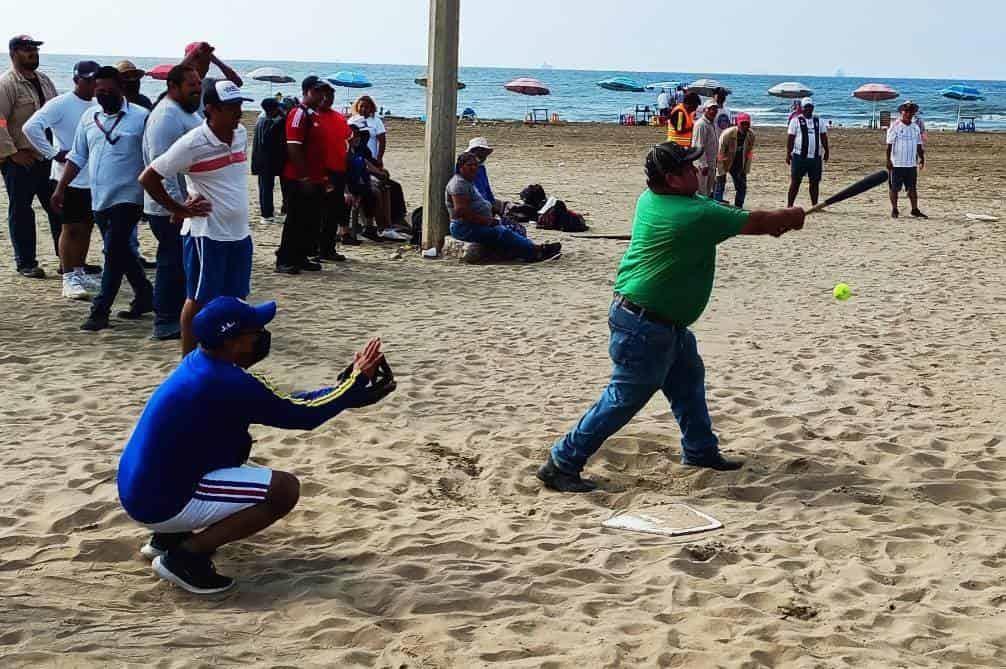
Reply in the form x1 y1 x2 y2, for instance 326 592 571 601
421 0 461 252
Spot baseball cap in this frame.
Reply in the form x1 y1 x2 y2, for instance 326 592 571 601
114 60 146 79
261 97 280 112
467 137 493 152
898 100 919 112
645 142 703 180
9 35 43 50
801 97 815 108
301 75 330 93
193 297 277 349
202 77 253 106
701 101 720 111
184 41 205 57
73 60 100 79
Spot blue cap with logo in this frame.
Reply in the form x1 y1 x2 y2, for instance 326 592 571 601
193 297 277 349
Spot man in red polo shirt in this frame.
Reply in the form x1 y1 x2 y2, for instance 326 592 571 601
275 76 327 274
315 82 353 260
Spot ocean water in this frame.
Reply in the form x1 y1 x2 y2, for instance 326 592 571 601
34 54 1006 131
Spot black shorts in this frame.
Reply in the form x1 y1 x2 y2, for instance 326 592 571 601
791 156 823 183
62 185 93 224
889 167 918 192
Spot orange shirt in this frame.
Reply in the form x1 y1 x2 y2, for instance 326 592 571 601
315 108 352 174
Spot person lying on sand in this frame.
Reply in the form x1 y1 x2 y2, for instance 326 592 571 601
116 297 394 594
538 142 805 493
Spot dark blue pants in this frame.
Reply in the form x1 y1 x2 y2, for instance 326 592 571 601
713 170 748 208
91 204 152 318
148 215 184 336
449 220 537 261
258 173 276 219
1 159 59 270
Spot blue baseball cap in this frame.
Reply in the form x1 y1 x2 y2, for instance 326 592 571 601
193 297 276 349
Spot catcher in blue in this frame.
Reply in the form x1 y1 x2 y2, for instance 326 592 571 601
116 297 395 594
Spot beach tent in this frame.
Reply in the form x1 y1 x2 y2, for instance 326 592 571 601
327 71 373 89
147 64 174 81
504 77 550 96
688 79 731 97
597 76 646 93
415 74 466 90
940 84 985 127
852 83 899 128
768 82 813 99
645 81 679 92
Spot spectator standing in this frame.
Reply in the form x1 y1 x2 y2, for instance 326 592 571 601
666 92 700 148
251 98 286 224
656 88 671 119
0 34 58 278
714 113 756 208
315 83 354 257
786 97 829 207
116 61 153 110
712 87 733 137
691 102 719 196
886 101 927 219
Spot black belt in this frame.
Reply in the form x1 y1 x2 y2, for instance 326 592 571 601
612 294 678 328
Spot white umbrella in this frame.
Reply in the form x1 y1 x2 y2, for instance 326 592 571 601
247 66 295 93
688 79 731 97
768 82 813 99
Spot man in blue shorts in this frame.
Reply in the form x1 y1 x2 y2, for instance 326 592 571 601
140 78 253 355
117 297 392 594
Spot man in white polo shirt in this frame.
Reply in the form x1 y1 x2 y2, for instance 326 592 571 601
886 100 926 220
139 78 253 356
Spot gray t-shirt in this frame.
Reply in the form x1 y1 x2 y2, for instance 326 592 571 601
142 98 203 216
445 174 493 222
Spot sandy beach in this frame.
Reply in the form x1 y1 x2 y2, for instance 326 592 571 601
1 117 1004 668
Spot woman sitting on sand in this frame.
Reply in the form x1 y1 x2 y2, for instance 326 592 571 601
446 152 561 262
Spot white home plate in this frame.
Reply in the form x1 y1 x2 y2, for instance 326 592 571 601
602 504 722 538
965 213 999 222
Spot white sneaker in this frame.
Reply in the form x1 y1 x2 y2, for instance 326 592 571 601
261 216 274 224
62 271 91 301
80 271 102 296
378 229 410 241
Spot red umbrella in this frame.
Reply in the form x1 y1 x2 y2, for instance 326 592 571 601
147 63 175 81
504 77 550 96
852 83 899 128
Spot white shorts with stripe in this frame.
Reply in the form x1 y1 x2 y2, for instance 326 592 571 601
143 465 273 533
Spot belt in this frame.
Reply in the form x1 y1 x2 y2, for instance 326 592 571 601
612 293 678 328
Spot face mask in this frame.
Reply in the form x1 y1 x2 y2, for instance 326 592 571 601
96 94 122 114
124 79 141 96
243 329 271 368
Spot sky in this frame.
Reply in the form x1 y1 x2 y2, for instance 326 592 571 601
6 0 1003 80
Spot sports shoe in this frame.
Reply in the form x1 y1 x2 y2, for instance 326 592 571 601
275 263 300 275
140 532 193 560
681 453 744 471
378 228 410 242
299 259 322 272
80 313 110 331
152 548 234 595
910 209 928 219
362 226 383 242
62 271 91 301
17 266 45 279
339 234 362 246
319 251 346 262
81 273 102 294
261 216 275 224
538 242 562 262
536 454 597 493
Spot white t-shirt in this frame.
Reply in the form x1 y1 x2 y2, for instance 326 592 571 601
21 92 94 187
657 92 671 109
887 120 922 168
788 115 827 159
149 122 250 242
349 114 386 160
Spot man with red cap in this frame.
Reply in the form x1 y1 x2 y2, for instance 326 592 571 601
715 112 756 208
180 42 243 88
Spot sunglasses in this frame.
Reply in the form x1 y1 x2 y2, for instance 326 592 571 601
93 111 125 145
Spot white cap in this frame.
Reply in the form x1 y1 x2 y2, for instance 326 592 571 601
801 96 814 108
467 137 492 152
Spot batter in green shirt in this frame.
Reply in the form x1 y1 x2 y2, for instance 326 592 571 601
613 192 749 326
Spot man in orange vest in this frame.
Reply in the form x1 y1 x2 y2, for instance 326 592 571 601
666 92 700 147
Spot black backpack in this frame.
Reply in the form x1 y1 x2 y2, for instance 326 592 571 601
519 184 547 211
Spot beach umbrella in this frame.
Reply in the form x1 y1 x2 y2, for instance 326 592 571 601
414 74 466 90
688 79 731 97
941 84 985 126
852 83 899 127
327 71 372 89
645 81 679 91
247 66 295 84
147 64 174 81
597 76 646 93
768 81 813 99
504 77 550 96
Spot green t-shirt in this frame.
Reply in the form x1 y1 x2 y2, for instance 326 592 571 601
612 191 749 326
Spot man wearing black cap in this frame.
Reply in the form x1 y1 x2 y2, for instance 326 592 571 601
23 60 101 299
0 35 58 278
537 142 805 493
275 75 328 274
116 296 391 594
140 78 255 356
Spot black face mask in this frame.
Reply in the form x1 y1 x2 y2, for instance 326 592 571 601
96 94 122 114
124 79 141 97
242 329 271 368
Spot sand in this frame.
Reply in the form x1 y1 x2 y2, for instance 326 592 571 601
0 117 1004 668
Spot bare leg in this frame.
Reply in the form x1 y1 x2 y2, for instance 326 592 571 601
182 471 300 554
907 188 919 211
180 298 202 357
809 180 820 206
787 178 800 207
889 188 899 215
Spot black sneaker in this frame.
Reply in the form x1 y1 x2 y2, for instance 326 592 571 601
910 209 928 219
339 235 362 246
17 266 45 279
81 313 110 331
536 454 597 493
537 242 562 262
682 454 744 471
140 532 193 560
117 301 153 320
299 259 322 272
152 548 234 595
319 251 346 262
275 263 301 275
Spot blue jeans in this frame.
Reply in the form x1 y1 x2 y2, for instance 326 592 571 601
1 159 58 270
91 204 152 318
713 170 748 208
450 220 536 261
148 215 185 335
550 300 721 474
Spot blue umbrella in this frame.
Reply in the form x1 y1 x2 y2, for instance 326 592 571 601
597 76 646 93
327 70 372 89
941 84 985 126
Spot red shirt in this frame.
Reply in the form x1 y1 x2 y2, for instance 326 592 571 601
315 109 351 174
282 105 326 183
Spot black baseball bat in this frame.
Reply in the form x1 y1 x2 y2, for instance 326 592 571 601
806 170 889 215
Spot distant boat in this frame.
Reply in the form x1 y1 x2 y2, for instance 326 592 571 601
834 67 846 77
541 62 554 70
